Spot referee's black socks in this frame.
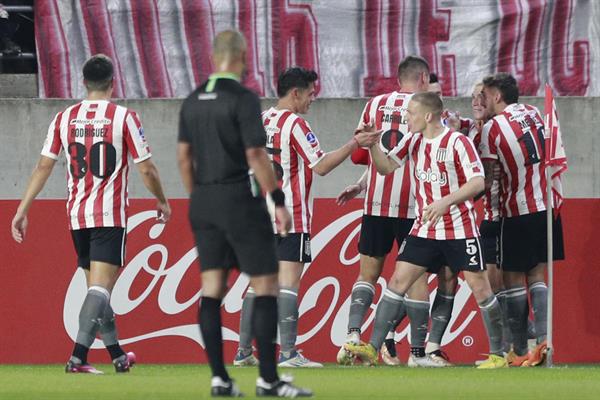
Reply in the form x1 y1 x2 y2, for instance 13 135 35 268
199 297 230 382
252 296 279 383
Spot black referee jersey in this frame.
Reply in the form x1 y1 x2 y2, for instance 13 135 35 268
178 72 267 185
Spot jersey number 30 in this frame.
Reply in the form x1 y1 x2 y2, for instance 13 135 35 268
68 141 117 179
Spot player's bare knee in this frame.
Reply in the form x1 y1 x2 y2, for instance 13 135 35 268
407 275 429 301
356 271 379 285
526 263 546 284
250 274 279 297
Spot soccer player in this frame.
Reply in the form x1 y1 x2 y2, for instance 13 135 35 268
11 54 171 374
336 56 435 367
468 83 512 355
431 83 512 362
234 67 379 368
177 30 311 397
479 73 565 367
345 92 507 369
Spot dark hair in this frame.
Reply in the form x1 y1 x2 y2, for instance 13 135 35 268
429 72 439 83
411 92 443 116
397 56 430 81
482 72 519 104
82 54 114 91
277 67 318 98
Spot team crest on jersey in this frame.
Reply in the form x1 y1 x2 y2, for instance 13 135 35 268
306 132 318 145
436 148 447 162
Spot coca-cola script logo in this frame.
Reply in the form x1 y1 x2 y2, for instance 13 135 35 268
63 208 480 358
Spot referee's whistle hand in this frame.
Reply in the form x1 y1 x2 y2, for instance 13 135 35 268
156 201 171 224
275 206 292 237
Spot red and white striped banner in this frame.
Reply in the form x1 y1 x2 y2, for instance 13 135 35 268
35 1 598 99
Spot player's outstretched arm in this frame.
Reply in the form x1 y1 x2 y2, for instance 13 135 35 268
312 138 359 177
136 159 171 223
246 146 292 236
12 155 56 243
336 168 368 205
312 130 379 176
368 142 398 175
422 176 485 226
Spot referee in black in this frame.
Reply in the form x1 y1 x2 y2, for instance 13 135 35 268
177 30 312 398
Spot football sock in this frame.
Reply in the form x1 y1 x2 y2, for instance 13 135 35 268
478 295 504 356
369 289 405 350
529 282 548 344
496 290 513 353
253 296 279 384
428 291 454 348
406 297 430 350
348 281 375 332
386 301 407 337
238 287 255 351
70 344 88 365
504 286 529 356
278 287 299 355
384 338 397 357
199 297 229 382
99 303 125 360
73 286 110 362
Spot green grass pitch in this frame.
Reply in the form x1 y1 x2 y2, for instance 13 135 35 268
1 364 600 399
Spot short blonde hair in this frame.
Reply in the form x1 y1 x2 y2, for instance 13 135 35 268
411 92 443 116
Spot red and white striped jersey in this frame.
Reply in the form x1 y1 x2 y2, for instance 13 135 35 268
479 103 546 217
467 119 501 222
262 107 325 234
41 100 151 230
356 91 416 218
389 127 484 240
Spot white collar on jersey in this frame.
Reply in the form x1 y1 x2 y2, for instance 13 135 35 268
421 126 450 143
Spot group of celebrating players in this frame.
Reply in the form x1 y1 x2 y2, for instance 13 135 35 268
232 54 564 371
10 29 563 397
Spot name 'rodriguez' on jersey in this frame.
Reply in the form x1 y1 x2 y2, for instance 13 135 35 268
41 100 151 230
388 127 484 240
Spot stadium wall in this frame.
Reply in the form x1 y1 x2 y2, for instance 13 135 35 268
1 97 599 199
1 98 599 364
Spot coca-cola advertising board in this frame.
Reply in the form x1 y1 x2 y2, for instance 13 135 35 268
1 199 599 364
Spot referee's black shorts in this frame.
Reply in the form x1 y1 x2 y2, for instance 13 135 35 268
189 181 278 277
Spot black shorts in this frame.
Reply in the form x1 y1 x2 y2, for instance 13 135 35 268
499 211 565 272
189 182 278 277
480 220 500 266
70 227 126 269
358 215 415 257
397 235 485 274
277 233 311 263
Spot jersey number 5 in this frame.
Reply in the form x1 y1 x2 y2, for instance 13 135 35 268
68 141 117 179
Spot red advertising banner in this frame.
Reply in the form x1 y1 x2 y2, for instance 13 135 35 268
1 199 599 364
